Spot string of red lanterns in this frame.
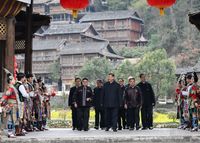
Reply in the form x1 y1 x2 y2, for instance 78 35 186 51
59 0 176 18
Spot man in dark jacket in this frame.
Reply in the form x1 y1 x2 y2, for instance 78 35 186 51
117 78 127 130
73 78 93 131
102 73 121 132
124 78 142 130
137 74 155 130
68 77 81 130
93 79 105 130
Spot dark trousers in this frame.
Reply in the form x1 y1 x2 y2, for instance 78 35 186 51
127 107 140 128
105 107 118 129
118 108 127 129
71 106 78 129
141 106 153 128
95 108 105 128
77 107 90 130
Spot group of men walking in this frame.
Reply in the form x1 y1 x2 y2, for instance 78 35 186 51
175 72 200 132
69 73 156 132
0 72 53 138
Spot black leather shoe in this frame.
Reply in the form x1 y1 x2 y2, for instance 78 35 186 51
84 128 89 131
149 127 153 130
105 128 110 131
118 128 122 130
113 129 117 132
129 128 134 131
136 126 140 130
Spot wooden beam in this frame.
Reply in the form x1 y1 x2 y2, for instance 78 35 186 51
15 49 25 54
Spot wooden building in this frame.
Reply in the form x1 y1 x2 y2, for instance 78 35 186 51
34 21 105 42
60 41 123 89
15 22 123 88
18 39 123 89
80 10 145 48
33 0 71 21
32 39 63 83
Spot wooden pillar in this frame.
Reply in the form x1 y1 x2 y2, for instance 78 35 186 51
25 0 33 74
0 18 7 92
0 41 6 92
4 17 15 89
5 18 15 74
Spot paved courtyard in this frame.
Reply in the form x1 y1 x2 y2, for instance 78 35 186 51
1 128 200 143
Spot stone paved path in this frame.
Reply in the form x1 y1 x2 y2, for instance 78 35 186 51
1 128 200 143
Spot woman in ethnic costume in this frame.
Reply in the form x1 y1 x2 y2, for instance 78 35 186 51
188 72 199 132
175 77 185 129
0 73 19 138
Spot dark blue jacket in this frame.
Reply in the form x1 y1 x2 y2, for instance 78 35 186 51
102 81 122 108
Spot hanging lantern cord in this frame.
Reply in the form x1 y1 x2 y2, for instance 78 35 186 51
72 10 78 19
159 7 165 16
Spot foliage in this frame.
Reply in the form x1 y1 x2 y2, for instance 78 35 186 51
118 46 151 58
92 0 200 67
115 49 176 99
78 49 176 98
78 57 114 86
167 111 177 122
114 60 135 83
136 49 176 98
49 60 60 82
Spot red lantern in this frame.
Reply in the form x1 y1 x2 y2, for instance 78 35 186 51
60 0 89 18
147 0 176 16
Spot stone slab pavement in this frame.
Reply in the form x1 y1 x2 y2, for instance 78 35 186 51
1 128 200 143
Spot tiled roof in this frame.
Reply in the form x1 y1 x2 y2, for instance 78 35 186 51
176 61 200 75
33 39 64 50
60 42 123 59
35 22 98 36
80 10 143 22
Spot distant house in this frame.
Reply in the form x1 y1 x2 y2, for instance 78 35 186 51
135 35 148 47
175 61 200 78
17 39 123 87
33 0 92 21
80 10 145 48
29 21 124 87
35 21 106 43
32 39 63 83
33 0 71 21
60 41 123 89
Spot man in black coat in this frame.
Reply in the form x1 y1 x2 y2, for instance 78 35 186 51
117 78 127 130
137 74 155 130
124 78 142 130
102 73 121 132
68 77 81 130
93 79 105 130
73 78 93 131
